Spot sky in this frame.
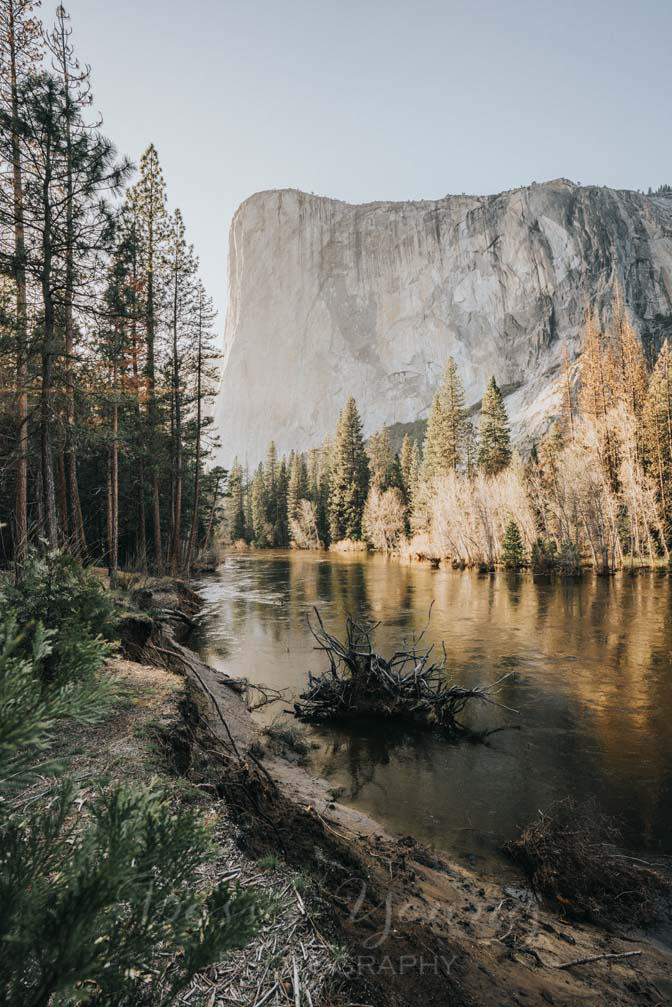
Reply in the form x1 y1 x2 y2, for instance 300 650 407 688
61 0 672 335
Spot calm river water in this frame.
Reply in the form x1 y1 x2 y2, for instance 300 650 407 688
196 552 672 870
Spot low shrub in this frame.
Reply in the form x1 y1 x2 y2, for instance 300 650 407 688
531 537 557 573
1 781 260 1005
556 539 582 575
329 538 368 554
506 798 670 925
0 612 115 792
2 550 117 687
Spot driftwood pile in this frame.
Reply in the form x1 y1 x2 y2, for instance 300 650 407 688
293 608 516 733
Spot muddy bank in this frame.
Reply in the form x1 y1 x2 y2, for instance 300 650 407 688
125 580 672 1007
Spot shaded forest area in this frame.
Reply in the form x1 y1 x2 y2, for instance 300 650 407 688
0 2 222 577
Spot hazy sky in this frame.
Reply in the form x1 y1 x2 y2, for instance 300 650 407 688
62 0 671 330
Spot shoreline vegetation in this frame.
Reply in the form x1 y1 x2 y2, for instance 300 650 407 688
225 296 672 577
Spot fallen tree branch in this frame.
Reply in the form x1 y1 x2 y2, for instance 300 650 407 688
553 950 642 970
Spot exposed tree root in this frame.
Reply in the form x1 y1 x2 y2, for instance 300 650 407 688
292 607 516 733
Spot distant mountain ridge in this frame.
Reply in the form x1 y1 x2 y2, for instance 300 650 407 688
214 179 672 465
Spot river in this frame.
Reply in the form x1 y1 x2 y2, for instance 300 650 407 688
195 551 672 872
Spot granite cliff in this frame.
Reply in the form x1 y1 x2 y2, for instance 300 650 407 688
214 179 672 465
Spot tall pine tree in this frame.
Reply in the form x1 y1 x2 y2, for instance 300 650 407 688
422 357 467 479
329 397 369 542
478 376 511 475
129 144 169 571
287 451 307 529
366 428 394 490
0 0 43 564
226 460 246 542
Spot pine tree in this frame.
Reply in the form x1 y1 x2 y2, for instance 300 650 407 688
307 448 320 501
0 561 260 1003
44 4 102 558
0 8 220 571
399 433 421 523
0 0 43 565
329 397 369 542
1 780 259 1005
166 208 198 573
185 282 218 571
129 144 169 571
243 463 253 540
226 460 245 542
201 465 226 554
366 428 394 490
463 419 478 477
613 286 648 422
101 227 136 582
315 435 332 545
264 441 279 543
287 451 307 530
2 69 129 549
117 198 149 567
276 456 289 546
539 421 564 478
422 358 467 479
501 519 525 569
251 463 268 545
478 376 511 475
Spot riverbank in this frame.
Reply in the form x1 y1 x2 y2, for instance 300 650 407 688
121 575 672 1006
224 540 672 576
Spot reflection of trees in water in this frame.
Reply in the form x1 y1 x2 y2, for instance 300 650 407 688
204 556 672 855
329 560 371 625
315 719 440 800
525 572 672 847
503 572 523 607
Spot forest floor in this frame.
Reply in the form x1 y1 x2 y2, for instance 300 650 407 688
71 576 672 1007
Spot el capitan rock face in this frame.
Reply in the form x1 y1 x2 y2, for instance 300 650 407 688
214 180 672 465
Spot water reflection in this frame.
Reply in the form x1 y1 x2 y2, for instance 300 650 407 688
196 553 672 865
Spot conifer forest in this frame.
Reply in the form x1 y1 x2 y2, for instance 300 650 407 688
0 3 221 577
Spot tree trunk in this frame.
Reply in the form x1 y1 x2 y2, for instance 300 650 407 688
145 211 163 573
40 342 58 548
185 299 203 573
108 361 119 582
8 2 28 568
203 475 221 554
56 449 69 541
40 133 58 548
59 20 86 558
170 264 182 574
129 240 147 569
